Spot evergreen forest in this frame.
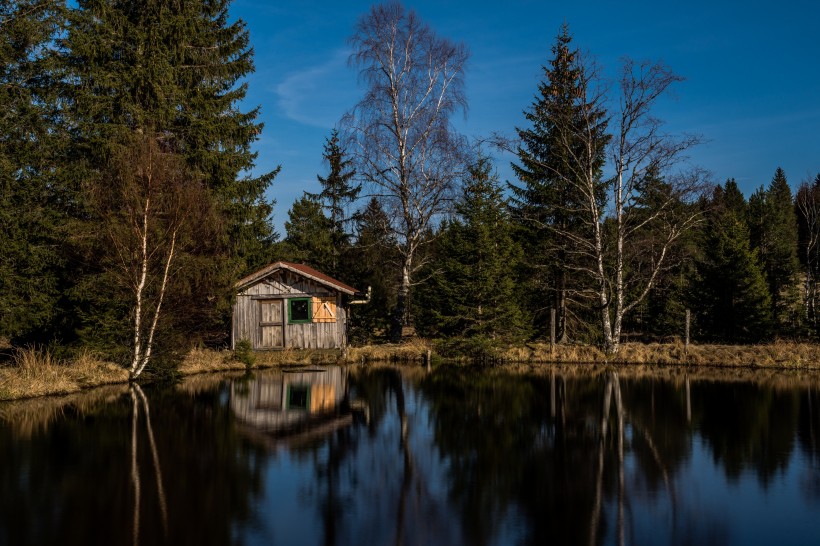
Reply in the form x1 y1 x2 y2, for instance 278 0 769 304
2 1 819 370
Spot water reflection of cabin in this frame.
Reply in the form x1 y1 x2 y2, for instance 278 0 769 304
230 367 349 441
232 261 359 350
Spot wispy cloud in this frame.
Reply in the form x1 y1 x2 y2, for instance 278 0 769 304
275 49 357 128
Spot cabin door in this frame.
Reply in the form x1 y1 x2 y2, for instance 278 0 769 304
258 300 284 348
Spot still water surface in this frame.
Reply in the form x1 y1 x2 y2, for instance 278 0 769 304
1 365 819 545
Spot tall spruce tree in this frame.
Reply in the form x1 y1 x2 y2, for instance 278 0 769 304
747 168 800 335
347 197 398 342
696 182 772 342
61 0 278 270
280 195 334 272
58 0 276 352
307 129 359 277
0 0 66 342
416 156 528 341
510 24 608 342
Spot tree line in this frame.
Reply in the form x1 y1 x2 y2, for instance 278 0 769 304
280 9 820 352
1 0 276 373
2 1 818 369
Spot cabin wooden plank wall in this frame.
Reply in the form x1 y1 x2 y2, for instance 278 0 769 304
233 269 348 350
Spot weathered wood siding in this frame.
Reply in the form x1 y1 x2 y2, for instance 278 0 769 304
232 269 347 350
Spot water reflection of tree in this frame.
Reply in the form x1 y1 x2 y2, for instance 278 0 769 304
292 367 459 546
695 381 800 487
418 368 604 545
798 384 820 502
418 368 735 545
0 382 268 545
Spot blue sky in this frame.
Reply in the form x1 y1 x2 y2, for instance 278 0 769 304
230 0 820 235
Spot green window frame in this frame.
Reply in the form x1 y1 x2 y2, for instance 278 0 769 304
287 384 310 410
288 297 312 324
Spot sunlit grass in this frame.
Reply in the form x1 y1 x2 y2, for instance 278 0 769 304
2 338 819 403
0 347 129 401
350 339 820 369
347 339 432 363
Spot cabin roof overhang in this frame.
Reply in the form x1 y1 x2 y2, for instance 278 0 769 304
235 261 359 295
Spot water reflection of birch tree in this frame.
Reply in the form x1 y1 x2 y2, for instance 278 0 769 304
129 384 168 545
589 372 624 546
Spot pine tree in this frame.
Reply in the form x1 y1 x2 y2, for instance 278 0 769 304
622 170 699 339
510 24 608 342
280 195 334 271
57 0 277 351
347 197 398 342
61 0 278 270
0 1 66 341
696 182 772 342
307 129 359 277
747 168 801 335
416 156 528 341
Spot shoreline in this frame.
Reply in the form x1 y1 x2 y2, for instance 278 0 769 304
3 341 820 402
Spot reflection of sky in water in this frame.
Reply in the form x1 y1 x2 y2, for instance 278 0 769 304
556 413 819 546
1 367 819 545
237 370 820 546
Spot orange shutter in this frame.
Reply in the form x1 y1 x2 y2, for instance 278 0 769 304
312 296 337 323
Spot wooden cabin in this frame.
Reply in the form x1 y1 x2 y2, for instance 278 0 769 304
232 261 359 350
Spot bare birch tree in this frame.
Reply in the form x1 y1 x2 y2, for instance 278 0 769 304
796 176 820 333
513 54 705 354
94 134 212 379
600 60 705 352
345 2 469 341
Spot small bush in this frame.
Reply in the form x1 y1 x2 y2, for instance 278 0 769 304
234 339 256 367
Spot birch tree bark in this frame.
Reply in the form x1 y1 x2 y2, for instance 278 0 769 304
345 2 469 341
507 51 705 354
796 179 820 334
93 133 211 379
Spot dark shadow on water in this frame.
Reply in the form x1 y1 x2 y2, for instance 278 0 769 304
0 364 819 545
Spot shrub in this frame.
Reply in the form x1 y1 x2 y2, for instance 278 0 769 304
234 339 255 367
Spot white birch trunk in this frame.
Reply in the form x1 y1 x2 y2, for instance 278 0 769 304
133 230 177 378
129 193 151 376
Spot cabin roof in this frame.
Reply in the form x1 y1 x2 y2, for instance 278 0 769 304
236 261 359 295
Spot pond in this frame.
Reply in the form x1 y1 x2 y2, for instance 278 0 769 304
1 364 819 545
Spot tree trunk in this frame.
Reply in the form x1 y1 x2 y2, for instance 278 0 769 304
390 253 413 343
556 270 568 343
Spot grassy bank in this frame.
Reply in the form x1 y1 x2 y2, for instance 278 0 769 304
0 347 129 401
490 340 820 368
3 340 820 402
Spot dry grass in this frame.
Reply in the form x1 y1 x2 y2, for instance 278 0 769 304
347 339 432 363
177 347 248 375
0 347 129 401
177 346 346 376
4 338 818 402
254 348 345 366
479 340 820 369
342 339 820 370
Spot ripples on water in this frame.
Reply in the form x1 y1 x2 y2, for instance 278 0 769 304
1 365 819 545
